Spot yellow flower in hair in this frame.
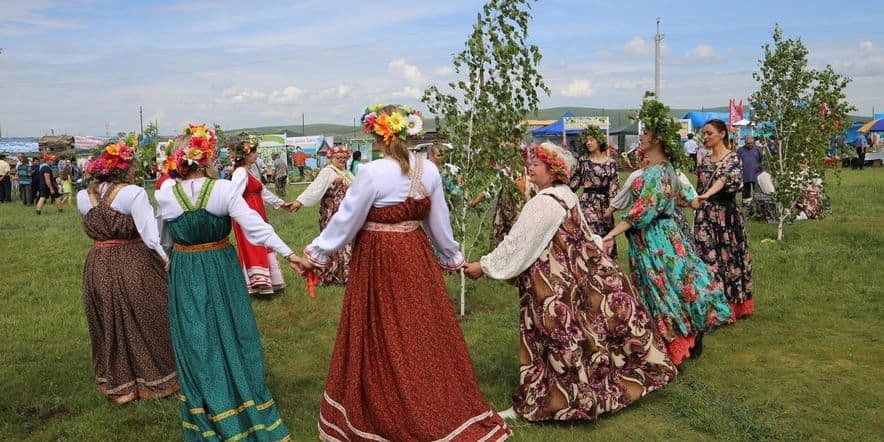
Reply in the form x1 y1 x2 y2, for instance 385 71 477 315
387 112 406 133
190 124 208 139
105 143 121 156
186 147 204 161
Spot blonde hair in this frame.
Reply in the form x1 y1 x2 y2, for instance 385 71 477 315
377 105 411 175
172 135 218 179
538 141 576 181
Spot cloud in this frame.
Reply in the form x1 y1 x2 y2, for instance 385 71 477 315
612 79 643 90
559 80 595 98
859 40 873 50
392 86 424 99
687 44 716 59
434 66 454 76
389 59 423 84
335 84 352 98
268 86 303 104
624 36 649 56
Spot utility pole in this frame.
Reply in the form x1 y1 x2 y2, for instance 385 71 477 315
655 17 664 99
301 113 305 136
139 106 144 140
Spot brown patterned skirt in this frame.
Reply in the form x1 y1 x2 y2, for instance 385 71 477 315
82 240 178 403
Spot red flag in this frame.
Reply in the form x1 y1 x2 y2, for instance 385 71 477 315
728 99 737 130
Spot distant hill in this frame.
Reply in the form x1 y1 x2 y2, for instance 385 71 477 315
229 106 867 138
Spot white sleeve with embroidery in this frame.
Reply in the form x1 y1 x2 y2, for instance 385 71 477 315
479 194 565 280
225 184 293 257
610 169 643 210
260 183 284 209
422 165 464 269
231 167 249 197
295 167 336 208
304 168 376 266
129 187 168 261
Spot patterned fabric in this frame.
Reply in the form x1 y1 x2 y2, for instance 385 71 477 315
491 176 527 249
81 185 178 404
232 171 284 295
624 163 733 363
167 180 290 442
795 184 831 220
318 164 510 442
694 153 754 319
317 175 352 285
569 157 620 257
514 193 676 422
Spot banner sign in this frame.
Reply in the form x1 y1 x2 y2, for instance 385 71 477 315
564 116 610 131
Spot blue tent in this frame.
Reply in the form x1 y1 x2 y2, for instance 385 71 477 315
531 111 583 136
681 112 730 129
843 122 864 144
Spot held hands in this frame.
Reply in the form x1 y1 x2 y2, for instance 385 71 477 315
603 207 615 219
282 201 302 212
601 235 615 256
285 253 315 276
462 262 484 280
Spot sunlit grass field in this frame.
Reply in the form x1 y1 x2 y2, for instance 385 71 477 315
1 168 882 441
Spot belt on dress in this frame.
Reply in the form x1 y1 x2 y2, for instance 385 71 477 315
243 191 261 197
362 220 421 233
173 237 230 252
93 238 141 248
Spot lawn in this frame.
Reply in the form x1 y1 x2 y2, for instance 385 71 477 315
1 169 882 441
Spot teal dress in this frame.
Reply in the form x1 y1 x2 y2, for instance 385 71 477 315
623 163 732 362
166 180 290 441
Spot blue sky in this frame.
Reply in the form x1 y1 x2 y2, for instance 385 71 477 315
1 0 881 136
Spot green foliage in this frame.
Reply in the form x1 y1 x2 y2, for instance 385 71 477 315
749 24 854 240
422 0 549 257
138 122 159 179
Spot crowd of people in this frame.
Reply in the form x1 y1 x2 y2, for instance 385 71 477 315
13 93 851 441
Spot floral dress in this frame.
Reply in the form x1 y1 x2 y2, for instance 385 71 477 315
694 152 754 320
569 156 620 256
624 163 733 364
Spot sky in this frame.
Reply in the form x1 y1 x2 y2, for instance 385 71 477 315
0 0 882 137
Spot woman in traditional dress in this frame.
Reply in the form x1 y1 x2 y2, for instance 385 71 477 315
569 125 620 256
156 124 294 441
602 95 732 365
290 145 354 285
78 138 178 404
694 119 755 321
290 104 511 441
230 136 295 295
794 160 831 220
462 142 676 422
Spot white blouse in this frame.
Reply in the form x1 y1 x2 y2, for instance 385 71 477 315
155 177 293 257
305 154 463 269
295 166 349 208
231 167 285 209
480 184 602 280
77 184 168 261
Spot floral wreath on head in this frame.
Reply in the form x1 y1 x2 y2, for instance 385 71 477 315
577 125 608 151
326 145 351 159
172 123 217 174
529 142 572 182
360 104 423 144
86 134 138 181
632 91 688 170
229 132 258 160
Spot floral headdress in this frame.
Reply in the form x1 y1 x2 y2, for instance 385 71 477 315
86 134 137 181
229 133 259 160
360 104 423 144
633 91 688 170
529 142 574 183
172 123 217 174
326 145 351 158
577 125 608 150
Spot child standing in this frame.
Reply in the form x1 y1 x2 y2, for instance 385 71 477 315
60 170 74 206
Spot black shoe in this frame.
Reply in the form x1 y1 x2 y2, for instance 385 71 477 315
691 333 704 359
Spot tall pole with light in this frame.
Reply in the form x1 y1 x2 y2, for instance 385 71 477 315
655 18 664 99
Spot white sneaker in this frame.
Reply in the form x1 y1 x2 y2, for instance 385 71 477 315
497 407 518 420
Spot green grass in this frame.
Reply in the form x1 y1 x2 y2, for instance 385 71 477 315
1 169 883 441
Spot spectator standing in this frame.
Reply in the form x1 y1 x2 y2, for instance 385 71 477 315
271 152 289 197
737 136 763 204
684 133 699 170
853 133 868 170
35 154 64 214
293 146 311 181
0 155 11 202
17 156 33 205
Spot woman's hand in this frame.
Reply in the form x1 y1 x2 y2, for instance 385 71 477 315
602 235 615 256
283 201 302 212
462 262 484 280
286 253 314 276
603 207 614 219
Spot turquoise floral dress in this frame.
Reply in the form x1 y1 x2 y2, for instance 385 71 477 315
623 163 732 364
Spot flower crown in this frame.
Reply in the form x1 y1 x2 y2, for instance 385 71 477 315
326 145 351 158
86 134 137 180
172 123 217 174
360 104 423 144
578 125 608 150
633 91 688 170
530 143 571 182
230 134 259 160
